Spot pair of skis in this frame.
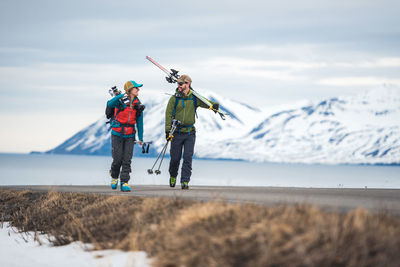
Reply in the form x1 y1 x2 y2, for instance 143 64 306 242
146 56 229 120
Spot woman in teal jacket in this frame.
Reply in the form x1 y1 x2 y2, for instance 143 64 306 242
107 80 144 192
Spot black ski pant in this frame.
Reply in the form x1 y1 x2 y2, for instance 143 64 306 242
110 135 135 183
169 131 196 183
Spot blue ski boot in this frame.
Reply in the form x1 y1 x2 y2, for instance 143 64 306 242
111 178 118 190
120 182 131 192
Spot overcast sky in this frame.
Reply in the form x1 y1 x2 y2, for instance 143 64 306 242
0 0 399 153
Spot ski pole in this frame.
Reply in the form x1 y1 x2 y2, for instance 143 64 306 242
154 141 169 175
147 119 181 175
147 142 168 174
153 120 180 174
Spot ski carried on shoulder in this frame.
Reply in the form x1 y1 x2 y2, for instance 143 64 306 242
146 56 229 120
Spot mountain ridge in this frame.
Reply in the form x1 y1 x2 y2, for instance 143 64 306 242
45 86 400 165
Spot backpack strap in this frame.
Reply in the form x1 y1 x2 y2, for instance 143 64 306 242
110 121 136 141
173 96 179 118
106 104 124 131
119 123 136 141
178 124 194 134
173 95 198 119
108 104 123 125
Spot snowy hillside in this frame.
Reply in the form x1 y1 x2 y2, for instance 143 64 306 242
46 86 400 164
46 90 264 157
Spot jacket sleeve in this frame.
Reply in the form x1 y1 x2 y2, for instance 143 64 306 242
107 94 124 108
165 97 175 133
136 111 143 142
196 96 218 109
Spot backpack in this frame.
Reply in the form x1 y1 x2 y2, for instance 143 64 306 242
105 102 123 125
105 105 115 120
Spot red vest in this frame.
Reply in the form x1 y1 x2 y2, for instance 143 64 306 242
112 98 138 135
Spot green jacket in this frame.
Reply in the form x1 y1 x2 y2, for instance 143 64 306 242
165 89 217 133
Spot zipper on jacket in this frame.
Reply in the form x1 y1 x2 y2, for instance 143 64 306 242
127 100 133 135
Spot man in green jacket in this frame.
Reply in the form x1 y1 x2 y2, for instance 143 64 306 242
165 74 219 189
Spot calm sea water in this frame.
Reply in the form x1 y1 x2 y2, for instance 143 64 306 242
0 153 399 188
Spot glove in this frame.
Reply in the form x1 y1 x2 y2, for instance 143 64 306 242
212 103 219 113
166 132 173 141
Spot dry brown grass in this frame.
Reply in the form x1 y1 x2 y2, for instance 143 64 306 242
1 189 399 267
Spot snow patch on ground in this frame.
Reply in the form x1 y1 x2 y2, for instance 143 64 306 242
0 223 152 267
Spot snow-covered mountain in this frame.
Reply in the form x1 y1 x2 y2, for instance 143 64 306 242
46 86 400 164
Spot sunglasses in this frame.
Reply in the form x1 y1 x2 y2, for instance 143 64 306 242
178 82 189 86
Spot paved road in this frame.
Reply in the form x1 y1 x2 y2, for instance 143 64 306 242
2 185 400 215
